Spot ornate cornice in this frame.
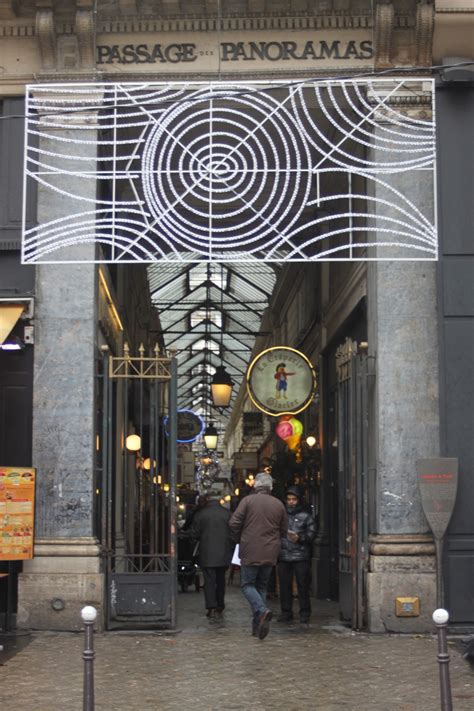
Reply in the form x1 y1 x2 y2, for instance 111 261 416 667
94 14 374 33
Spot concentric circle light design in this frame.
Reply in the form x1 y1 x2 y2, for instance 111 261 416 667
22 80 437 264
140 88 312 256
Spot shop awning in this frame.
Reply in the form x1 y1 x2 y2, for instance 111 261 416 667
0 304 24 345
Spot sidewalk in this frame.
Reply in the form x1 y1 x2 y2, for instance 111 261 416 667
1 585 473 711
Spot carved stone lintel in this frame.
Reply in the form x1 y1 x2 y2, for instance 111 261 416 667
118 0 138 14
415 0 434 67
374 0 394 68
35 9 56 71
161 0 182 15
76 8 95 69
204 0 219 14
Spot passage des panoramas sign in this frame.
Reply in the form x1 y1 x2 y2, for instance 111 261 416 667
246 346 317 417
0 467 35 561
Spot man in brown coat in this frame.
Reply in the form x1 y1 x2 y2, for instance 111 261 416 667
230 472 287 639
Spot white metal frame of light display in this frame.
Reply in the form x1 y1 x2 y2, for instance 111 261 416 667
22 79 437 264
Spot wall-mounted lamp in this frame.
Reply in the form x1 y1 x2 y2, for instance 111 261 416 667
203 422 218 450
0 336 25 352
211 365 233 408
126 434 141 452
305 435 317 448
143 458 157 471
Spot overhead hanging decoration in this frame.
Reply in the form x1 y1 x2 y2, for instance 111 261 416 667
246 346 317 417
22 80 437 264
196 449 221 493
276 416 304 452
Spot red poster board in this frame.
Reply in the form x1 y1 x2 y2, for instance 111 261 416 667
0 467 36 560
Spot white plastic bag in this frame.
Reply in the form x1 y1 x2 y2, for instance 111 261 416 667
231 544 241 566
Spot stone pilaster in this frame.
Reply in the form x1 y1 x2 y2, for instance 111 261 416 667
17 105 104 631
366 92 439 632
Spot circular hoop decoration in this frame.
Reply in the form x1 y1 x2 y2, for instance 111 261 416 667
246 347 317 417
164 409 205 443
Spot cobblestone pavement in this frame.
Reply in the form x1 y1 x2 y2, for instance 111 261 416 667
1 586 473 711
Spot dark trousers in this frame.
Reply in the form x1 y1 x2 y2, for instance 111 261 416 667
278 559 312 621
201 566 227 610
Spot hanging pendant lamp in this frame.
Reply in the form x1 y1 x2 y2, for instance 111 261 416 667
211 264 233 409
203 422 218 450
211 365 233 408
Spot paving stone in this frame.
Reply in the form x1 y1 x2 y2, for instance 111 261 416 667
1 587 473 710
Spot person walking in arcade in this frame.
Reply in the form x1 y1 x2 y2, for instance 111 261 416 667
277 486 317 626
230 472 287 640
190 493 233 619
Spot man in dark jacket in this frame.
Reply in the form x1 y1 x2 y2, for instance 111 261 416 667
191 494 233 618
230 472 287 640
277 485 317 625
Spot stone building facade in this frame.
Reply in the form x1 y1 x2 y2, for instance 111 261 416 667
0 1 473 632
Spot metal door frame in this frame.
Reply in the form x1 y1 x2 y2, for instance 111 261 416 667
100 344 177 629
336 338 374 629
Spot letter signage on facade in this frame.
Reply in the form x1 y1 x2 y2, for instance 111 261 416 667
95 31 373 73
246 346 317 417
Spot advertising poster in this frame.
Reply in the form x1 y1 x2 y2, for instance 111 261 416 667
0 467 36 560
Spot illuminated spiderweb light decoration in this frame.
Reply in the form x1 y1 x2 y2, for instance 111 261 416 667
140 85 313 260
22 80 437 263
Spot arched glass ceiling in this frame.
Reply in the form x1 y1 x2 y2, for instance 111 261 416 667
147 262 278 425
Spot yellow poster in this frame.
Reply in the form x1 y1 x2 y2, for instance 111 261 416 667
0 467 35 561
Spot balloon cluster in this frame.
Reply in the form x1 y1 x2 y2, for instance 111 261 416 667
275 416 303 452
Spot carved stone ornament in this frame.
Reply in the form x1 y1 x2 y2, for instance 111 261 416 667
374 0 394 68
35 9 56 70
76 8 96 68
415 0 434 67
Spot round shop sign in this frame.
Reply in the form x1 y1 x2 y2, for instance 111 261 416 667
246 346 317 417
164 409 205 443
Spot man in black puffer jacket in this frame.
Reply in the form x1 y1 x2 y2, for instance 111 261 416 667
277 486 317 625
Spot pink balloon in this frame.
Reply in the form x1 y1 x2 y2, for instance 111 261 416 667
276 421 293 440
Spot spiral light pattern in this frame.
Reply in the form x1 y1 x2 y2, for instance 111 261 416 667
22 80 437 263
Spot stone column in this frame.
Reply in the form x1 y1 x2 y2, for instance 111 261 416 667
17 105 103 630
366 88 439 632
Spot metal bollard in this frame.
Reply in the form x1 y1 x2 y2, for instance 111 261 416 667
81 606 97 711
432 609 453 711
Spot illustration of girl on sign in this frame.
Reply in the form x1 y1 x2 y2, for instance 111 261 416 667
274 363 296 400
